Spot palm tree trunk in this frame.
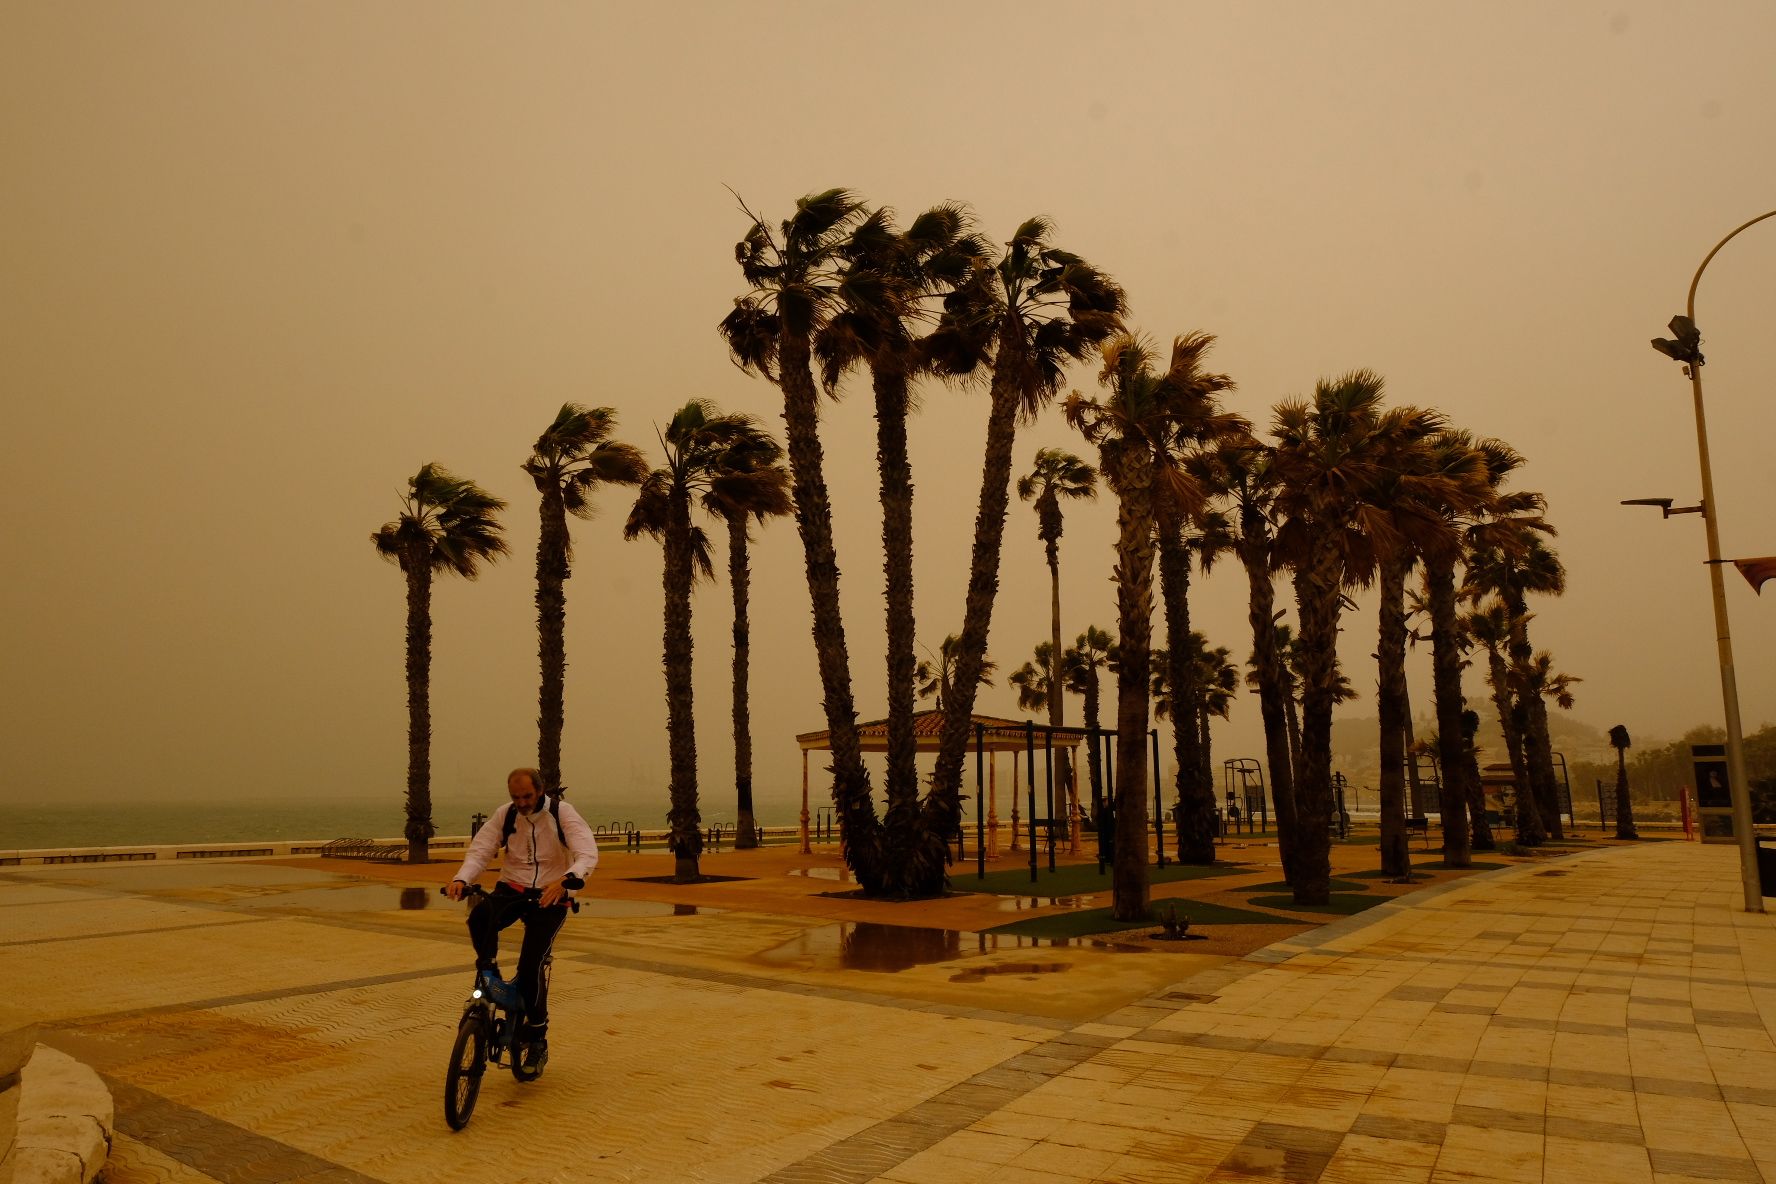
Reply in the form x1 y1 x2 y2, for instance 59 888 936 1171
776 332 884 890
1460 710 1494 850
1290 543 1341 906
534 486 570 794
1046 539 1077 851
1615 751 1639 840
873 364 922 868
1423 558 1471 868
1084 667 1104 815
403 555 435 864
1375 554 1412 878
1484 648 1542 847
1109 455 1157 921
1503 582 1564 840
729 514 757 850
1157 503 1212 864
926 327 1027 889
1244 545 1297 884
663 488 702 882
1285 694 1304 796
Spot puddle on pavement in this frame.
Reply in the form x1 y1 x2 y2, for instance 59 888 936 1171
757 922 1146 974
948 961 1070 983
787 867 852 882
232 884 711 917
993 894 1098 912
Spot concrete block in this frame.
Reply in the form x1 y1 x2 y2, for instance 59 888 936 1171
15 1048 110 1184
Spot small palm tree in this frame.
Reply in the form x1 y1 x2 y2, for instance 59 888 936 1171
624 400 775 882
703 432 793 850
915 634 996 713
1064 627 1116 826
1009 643 1056 715
1608 724 1639 840
1464 598 1541 845
371 465 507 863
523 404 648 793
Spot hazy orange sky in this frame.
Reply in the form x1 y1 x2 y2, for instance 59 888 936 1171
4 3 1774 822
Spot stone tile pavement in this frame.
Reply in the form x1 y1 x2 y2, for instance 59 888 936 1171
6 840 1774 1182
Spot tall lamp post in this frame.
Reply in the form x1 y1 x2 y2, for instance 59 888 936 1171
1647 208 1776 915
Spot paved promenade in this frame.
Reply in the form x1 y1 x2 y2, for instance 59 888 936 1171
8 840 1774 1183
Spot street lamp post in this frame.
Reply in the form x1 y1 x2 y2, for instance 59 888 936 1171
1649 208 1776 915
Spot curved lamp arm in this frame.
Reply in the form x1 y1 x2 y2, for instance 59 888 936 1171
1689 208 1776 320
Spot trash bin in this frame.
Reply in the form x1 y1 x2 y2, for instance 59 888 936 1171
1758 840 1776 898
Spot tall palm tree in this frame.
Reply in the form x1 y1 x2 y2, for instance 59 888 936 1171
1018 447 1097 837
1065 333 1207 920
1520 650 1580 836
371 464 507 863
1140 333 1248 866
923 219 1125 860
1202 437 1300 883
1464 597 1542 845
1271 371 1439 905
1608 724 1639 840
1064 627 1116 824
623 401 775 882
915 633 997 713
817 203 992 882
702 432 793 850
523 404 648 794
1370 424 1482 876
721 189 885 889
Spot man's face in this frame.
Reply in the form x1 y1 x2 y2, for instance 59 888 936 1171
508 772 541 814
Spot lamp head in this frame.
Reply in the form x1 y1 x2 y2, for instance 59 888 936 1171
1651 314 1704 366
1620 497 1674 512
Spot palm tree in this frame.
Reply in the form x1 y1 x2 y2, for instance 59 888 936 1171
1608 724 1639 839
1271 371 1439 905
1464 597 1542 845
1064 627 1116 828
703 431 793 850
1202 437 1300 883
1468 535 1567 840
1017 447 1097 838
922 219 1125 861
915 634 997 713
817 203 992 880
1371 424 1483 876
1520 651 1580 836
722 189 885 889
623 400 775 882
1153 632 1240 807
371 464 507 863
1065 333 1204 920
1139 334 1248 866
1009 642 1056 715
523 405 648 794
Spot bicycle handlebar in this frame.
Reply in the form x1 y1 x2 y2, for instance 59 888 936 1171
439 880 582 911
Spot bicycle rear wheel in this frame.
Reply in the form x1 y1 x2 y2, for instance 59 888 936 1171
444 1012 487 1130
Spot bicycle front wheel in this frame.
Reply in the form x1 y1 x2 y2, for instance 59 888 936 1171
444 1012 487 1130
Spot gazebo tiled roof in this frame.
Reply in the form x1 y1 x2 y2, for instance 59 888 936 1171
796 708 1084 752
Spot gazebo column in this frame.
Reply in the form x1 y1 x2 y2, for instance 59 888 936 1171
799 749 811 855
1009 751 1021 852
987 752 999 858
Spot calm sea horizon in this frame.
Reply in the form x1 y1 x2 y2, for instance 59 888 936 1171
1 790 810 851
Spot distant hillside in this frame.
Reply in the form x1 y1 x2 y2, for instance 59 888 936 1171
1329 709 1611 793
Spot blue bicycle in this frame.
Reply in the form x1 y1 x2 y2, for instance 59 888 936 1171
440 881 578 1130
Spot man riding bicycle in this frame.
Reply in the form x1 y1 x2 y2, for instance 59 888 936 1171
445 767 598 1065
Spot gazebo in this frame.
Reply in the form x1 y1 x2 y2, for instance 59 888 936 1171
794 709 1086 857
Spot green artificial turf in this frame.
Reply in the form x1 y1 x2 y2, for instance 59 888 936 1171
959 859 1246 897
1247 892 1389 916
985 897 1305 939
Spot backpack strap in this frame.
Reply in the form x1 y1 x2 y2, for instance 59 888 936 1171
498 794 567 850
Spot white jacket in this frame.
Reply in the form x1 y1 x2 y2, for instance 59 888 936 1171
451 799 599 890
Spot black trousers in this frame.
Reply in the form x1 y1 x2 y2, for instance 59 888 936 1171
467 884 568 1027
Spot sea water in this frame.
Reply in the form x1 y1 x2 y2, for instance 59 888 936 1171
1 791 805 851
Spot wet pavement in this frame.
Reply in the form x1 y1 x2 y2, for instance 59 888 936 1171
11 837 1774 1182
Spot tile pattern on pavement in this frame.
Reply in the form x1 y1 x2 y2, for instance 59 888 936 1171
10 841 1776 1182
